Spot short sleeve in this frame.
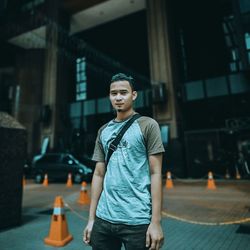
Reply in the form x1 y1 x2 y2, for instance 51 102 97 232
138 117 165 156
92 127 105 162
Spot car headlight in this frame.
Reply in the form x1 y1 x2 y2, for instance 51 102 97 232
78 169 84 173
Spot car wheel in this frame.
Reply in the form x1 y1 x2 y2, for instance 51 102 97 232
35 173 43 184
73 173 82 184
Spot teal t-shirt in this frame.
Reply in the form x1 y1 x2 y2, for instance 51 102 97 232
92 115 165 225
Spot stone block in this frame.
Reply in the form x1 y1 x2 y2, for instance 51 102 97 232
0 112 27 230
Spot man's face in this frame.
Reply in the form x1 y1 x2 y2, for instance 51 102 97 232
109 80 137 113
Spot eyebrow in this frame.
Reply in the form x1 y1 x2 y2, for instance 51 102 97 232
110 89 129 93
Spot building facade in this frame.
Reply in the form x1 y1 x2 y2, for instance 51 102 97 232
0 0 250 177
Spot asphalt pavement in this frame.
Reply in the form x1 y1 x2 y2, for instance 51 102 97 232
0 178 249 250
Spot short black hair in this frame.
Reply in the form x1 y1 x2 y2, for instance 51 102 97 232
110 73 135 91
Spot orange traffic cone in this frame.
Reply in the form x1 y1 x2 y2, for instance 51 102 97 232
235 167 241 180
66 173 73 187
23 175 26 186
43 173 49 187
78 181 90 205
44 196 73 247
165 171 174 189
207 171 216 190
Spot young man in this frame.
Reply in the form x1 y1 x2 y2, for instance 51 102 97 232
83 73 165 250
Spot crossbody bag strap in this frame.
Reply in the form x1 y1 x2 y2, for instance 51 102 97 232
106 113 141 165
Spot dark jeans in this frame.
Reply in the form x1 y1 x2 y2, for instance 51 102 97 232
90 217 149 250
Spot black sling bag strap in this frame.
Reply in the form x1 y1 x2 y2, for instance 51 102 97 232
106 113 141 165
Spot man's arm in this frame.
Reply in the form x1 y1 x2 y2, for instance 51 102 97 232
146 154 164 250
83 162 106 244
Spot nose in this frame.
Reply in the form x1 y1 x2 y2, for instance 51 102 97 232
115 93 122 101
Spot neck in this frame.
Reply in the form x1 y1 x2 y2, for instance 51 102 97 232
115 109 135 121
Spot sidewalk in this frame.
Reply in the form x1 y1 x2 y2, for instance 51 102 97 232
0 179 249 250
162 179 250 249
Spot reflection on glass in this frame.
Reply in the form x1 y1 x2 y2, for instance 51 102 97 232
245 33 250 50
160 125 169 144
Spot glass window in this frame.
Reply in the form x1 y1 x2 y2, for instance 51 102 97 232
245 33 250 50
239 61 243 71
81 62 86 71
230 62 237 72
205 77 228 97
79 82 86 92
134 91 144 108
76 57 87 101
81 72 86 81
77 73 80 82
229 73 250 94
239 0 250 13
185 81 205 100
69 102 81 118
71 118 81 129
160 125 169 145
225 36 232 47
77 92 86 101
77 64 80 72
84 100 96 115
222 23 228 34
97 97 111 114
231 49 238 61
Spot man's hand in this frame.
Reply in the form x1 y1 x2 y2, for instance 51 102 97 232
146 222 164 250
83 162 105 245
83 220 94 245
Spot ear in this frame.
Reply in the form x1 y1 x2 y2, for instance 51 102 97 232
132 91 137 101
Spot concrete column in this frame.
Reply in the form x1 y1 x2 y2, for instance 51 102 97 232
146 0 178 138
16 50 44 155
41 0 60 149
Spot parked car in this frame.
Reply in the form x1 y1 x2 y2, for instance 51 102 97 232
32 153 93 184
